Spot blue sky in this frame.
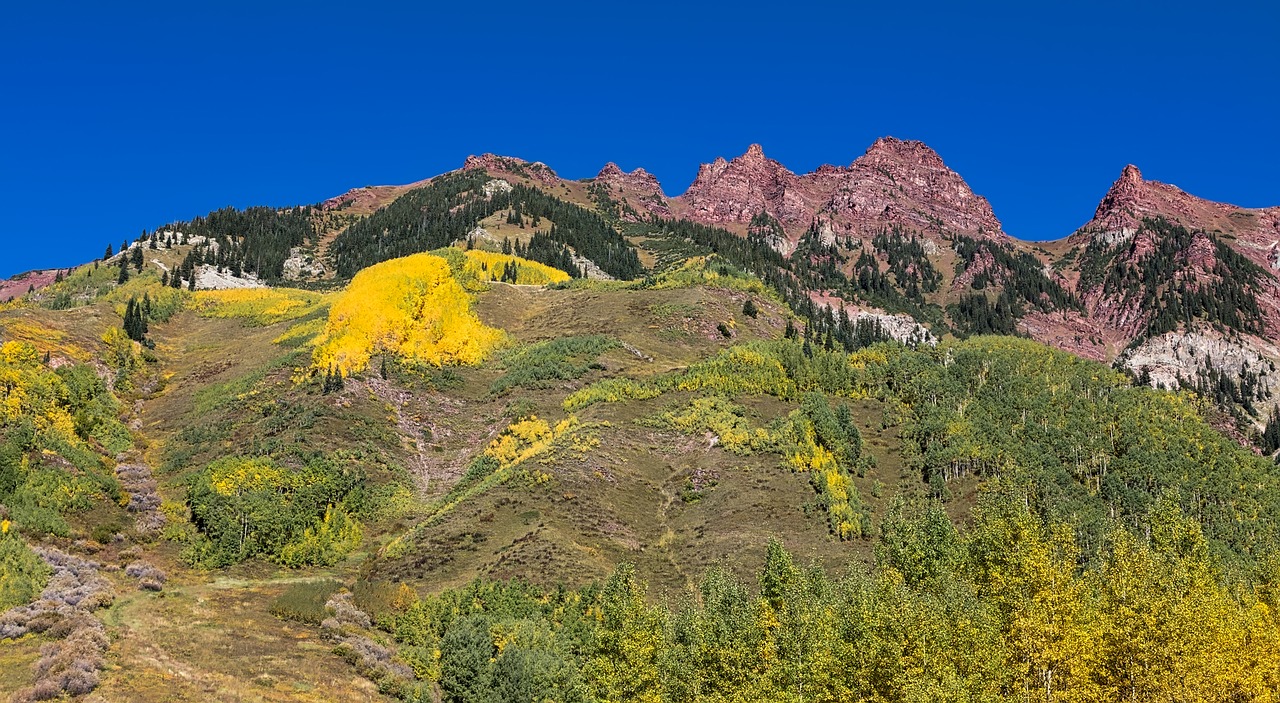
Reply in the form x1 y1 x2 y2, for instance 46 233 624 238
3 0 1277 277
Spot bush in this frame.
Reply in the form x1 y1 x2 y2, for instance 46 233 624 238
0 524 49 610
270 579 344 624
185 456 365 567
491 335 620 395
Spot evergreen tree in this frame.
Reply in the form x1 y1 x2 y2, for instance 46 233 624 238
103 244 113 260
1263 409 1280 456
123 297 145 341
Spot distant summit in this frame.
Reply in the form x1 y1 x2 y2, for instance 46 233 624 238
672 137 1004 246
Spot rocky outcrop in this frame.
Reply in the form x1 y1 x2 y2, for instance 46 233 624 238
463 153 560 186
481 178 514 197
595 162 664 196
321 182 425 215
1120 331 1279 424
592 163 671 220
851 310 938 347
674 138 1006 245
282 247 326 280
823 137 1005 239
194 264 265 290
0 269 63 302
679 144 814 227
1076 164 1280 270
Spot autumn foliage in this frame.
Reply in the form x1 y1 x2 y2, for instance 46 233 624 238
312 253 505 375
462 250 571 286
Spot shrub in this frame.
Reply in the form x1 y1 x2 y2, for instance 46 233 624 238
562 377 664 412
184 456 365 567
0 523 49 610
270 579 344 624
491 335 619 395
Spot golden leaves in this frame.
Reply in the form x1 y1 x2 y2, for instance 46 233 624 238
312 253 505 375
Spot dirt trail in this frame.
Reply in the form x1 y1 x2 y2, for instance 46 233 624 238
361 377 500 499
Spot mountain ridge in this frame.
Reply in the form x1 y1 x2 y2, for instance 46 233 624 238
5 136 1278 442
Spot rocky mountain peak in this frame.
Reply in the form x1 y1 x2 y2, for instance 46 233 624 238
1079 164 1280 256
597 162 625 178
670 137 1005 240
742 143 768 163
858 136 946 170
462 153 560 185
679 144 808 226
1089 164 1147 232
594 162 665 197
821 136 1004 238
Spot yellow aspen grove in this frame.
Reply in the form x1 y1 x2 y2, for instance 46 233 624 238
461 250 571 285
312 252 505 375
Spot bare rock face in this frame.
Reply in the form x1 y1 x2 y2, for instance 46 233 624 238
194 264 265 290
674 138 1005 244
595 162 664 196
823 137 1005 239
1120 331 1280 423
851 310 938 346
680 144 814 227
593 163 671 219
321 183 425 215
282 247 326 280
463 153 560 185
482 178 514 197
0 269 62 302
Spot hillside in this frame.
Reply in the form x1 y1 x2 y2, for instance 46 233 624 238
333 143 1280 447
1 145 1280 702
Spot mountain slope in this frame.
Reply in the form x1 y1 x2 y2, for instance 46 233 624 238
4 155 1280 700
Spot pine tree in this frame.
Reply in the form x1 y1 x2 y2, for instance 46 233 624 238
103 244 114 260
117 259 130 285
742 298 759 319
1263 409 1280 456
123 297 143 341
